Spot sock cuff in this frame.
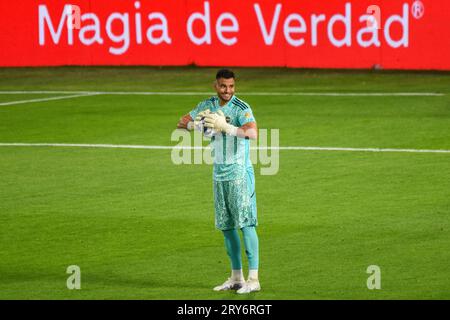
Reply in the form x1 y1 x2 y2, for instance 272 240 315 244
231 269 244 280
248 269 259 280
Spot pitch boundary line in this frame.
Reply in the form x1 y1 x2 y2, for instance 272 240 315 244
0 143 449 154
0 93 100 106
0 91 445 97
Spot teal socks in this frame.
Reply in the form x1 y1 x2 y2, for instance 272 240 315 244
222 226 259 271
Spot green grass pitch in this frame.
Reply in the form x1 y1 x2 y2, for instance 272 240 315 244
0 67 449 299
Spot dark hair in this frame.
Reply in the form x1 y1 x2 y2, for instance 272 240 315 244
216 69 235 80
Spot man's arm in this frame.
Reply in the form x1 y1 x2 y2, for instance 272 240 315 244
177 113 194 130
238 121 258 140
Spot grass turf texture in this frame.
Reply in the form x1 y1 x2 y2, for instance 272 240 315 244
0 67 449 299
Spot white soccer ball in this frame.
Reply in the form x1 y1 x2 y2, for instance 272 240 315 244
201 116 214 138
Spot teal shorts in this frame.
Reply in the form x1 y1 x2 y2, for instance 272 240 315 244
213 171 257 231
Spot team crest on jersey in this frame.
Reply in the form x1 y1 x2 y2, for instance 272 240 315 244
244 112 251 118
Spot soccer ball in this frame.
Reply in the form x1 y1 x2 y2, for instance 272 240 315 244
201 116 214 138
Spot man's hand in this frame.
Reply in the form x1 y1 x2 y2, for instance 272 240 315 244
203 110 237 136
177 114 193 130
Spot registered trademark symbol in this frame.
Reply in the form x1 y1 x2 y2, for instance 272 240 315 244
411 0 425 19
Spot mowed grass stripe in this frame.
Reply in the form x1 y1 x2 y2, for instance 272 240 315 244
0 94 448 150
0 90 445 96
1 143 450 154
0 94 74 104
0 93 99 106
0 67 449 93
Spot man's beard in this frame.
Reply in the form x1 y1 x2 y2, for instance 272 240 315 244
220 93 232 101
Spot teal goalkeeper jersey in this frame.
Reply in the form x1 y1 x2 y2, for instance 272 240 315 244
189 95 256 181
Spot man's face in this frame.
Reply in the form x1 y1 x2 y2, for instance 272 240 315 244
214 77 235 103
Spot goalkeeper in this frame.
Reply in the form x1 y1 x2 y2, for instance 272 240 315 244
176 69 260 294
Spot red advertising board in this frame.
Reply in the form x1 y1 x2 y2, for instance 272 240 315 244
0 0 449 70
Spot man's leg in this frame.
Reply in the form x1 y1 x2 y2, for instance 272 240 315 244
237 170 260 294
213 229 245 291
213 179 245 291
223 229 243 270
237 226 261 294
241 226 259 275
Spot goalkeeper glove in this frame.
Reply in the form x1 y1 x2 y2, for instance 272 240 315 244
203 110 238 136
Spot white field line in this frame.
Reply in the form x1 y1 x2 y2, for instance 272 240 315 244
0 91 445 97
0 143 449 154
0 93 100 106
